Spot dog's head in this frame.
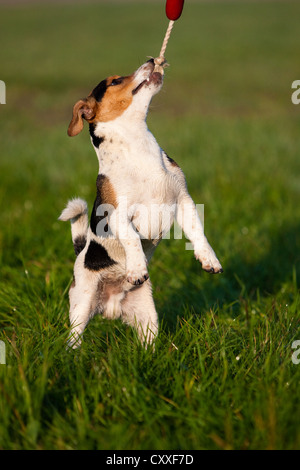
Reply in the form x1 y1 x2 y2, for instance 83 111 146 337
67 59 163 137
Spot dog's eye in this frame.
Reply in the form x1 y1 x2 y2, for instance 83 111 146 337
110 77 123 86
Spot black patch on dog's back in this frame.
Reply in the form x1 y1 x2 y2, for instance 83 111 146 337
91 79 107 102
90 175 105 235
74 235 87 256
90 198 101 235
89 123 104 148
84 240 116 271
90 174 113 236
165 153 179 168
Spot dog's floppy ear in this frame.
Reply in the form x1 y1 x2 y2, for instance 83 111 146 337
67 98 96 137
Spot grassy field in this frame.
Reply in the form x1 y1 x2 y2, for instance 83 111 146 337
0 0 300 450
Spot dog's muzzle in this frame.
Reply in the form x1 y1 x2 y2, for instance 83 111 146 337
132 60 163 95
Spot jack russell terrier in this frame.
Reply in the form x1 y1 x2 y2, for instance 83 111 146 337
59 58 223 348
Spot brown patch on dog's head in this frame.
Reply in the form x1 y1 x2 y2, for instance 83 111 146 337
92 75 134 123
68 74 138 136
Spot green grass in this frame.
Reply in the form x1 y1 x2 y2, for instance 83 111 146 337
0 0 300 450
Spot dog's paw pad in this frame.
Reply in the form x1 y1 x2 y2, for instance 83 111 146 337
202 265 223 274
195 250 223 274
127 269 149 285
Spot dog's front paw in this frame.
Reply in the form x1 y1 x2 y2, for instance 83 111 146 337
195 246 223 274
127 267 149 285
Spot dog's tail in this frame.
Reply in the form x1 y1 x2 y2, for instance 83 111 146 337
59 198 89 256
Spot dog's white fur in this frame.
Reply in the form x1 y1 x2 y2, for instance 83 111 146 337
59 60 222 348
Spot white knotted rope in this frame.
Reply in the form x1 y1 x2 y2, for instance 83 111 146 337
153 20 175 73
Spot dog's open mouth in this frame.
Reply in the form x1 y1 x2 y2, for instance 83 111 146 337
132 71 163 95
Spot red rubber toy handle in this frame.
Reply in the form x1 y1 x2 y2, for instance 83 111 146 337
166 0 185 21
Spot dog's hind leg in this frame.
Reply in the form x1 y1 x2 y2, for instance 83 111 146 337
67 267 99 349
121 280 158 346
